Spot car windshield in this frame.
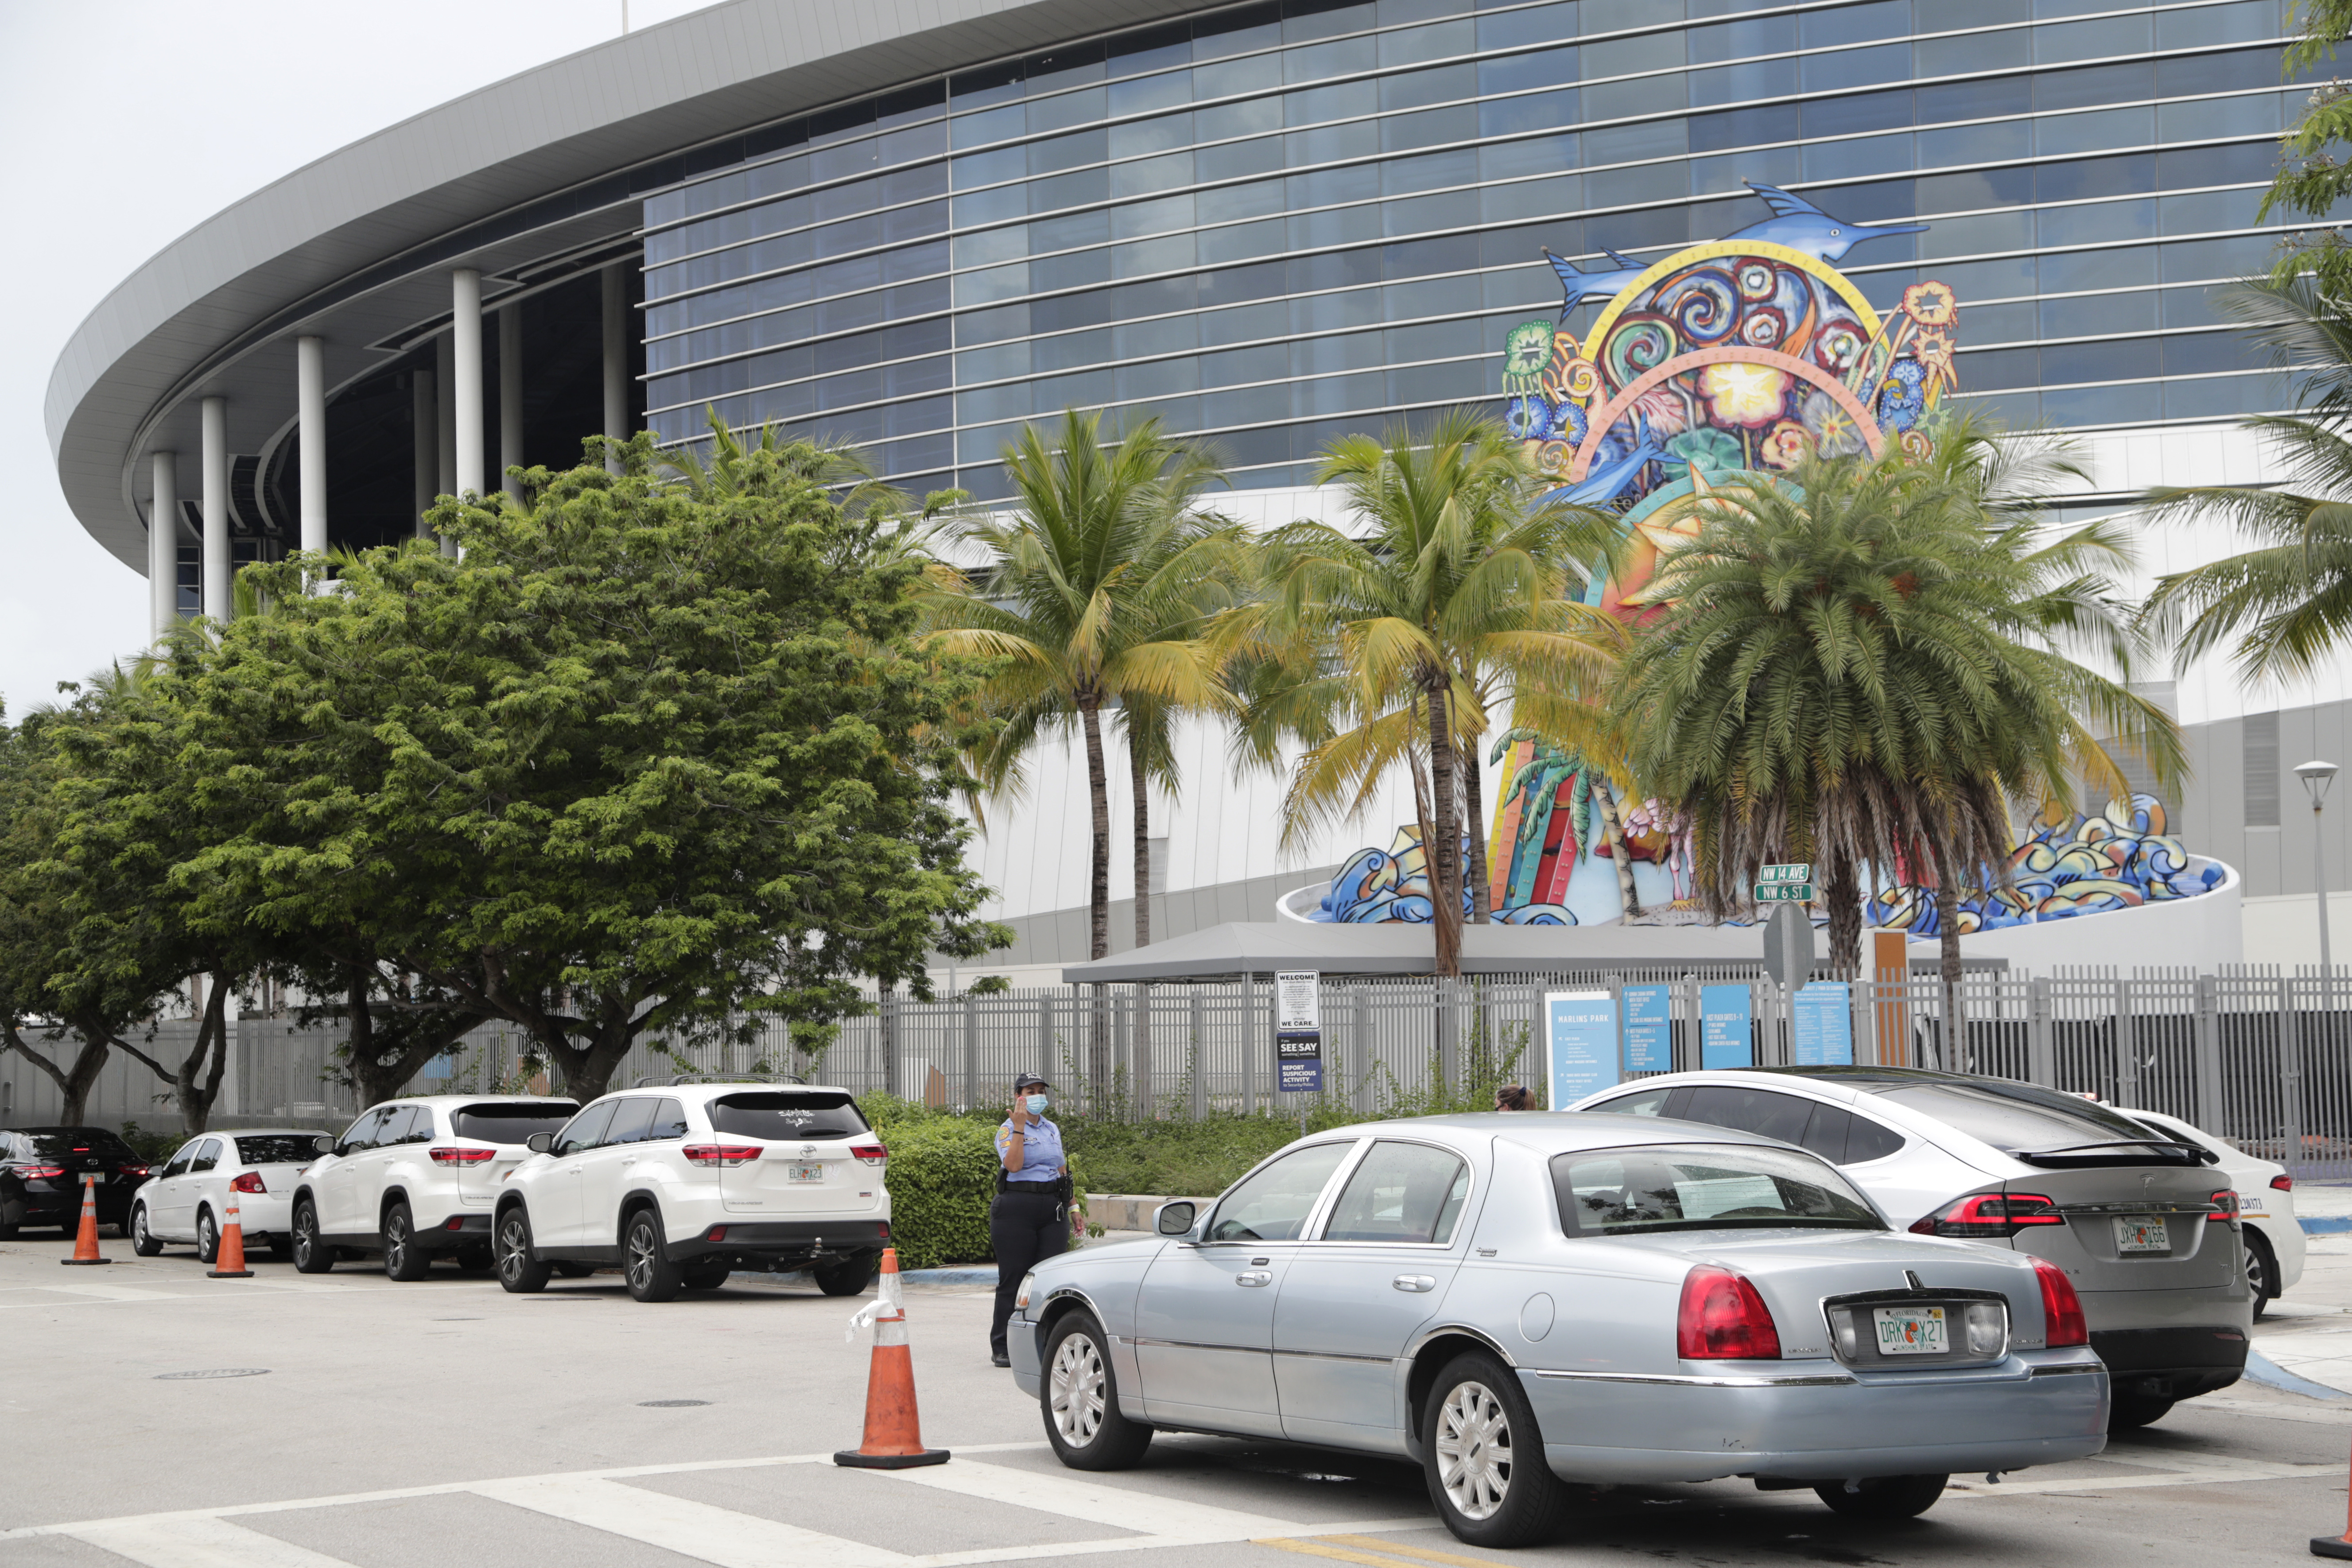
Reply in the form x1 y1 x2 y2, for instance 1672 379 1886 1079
233 1135 323 1166
709 1091 869 1141
1872 1082 2204 1163
449 1103 581 1145
1552 1143 1884 1236
18 1130 136 1159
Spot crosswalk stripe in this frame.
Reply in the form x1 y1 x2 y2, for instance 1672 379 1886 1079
70 1516 361 1568
473 1472 912 1568
876 1455 1301 1541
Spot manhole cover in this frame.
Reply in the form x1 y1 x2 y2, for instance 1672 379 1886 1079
638 1399 711 1408
155 1368 270 1381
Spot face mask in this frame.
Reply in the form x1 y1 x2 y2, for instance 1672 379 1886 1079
1025 1094 1048 1114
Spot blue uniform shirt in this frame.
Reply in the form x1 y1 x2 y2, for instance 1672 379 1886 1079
996 1114 1064 1184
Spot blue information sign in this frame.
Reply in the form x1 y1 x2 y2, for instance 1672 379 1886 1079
1277 1058 1324 1092
1699 984 1754 1068
1792 982 1854 1065
1545 990 1620 1109
1621 984 1673 1074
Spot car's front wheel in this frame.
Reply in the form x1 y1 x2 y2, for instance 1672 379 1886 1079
2247 1229 2280 1318
624 1211 683 1302
1421 1351 1569 1548
194 1207 220 1265
130 1204 163 1257
1813 1475 1948 1519
495 1209 551 1294
382 1202 432 1282
291 1200 334 1273
1040 1312 1153 1470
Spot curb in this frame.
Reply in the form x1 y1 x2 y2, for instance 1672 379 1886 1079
2303 1217 2352 1235
726 1265 1000 1290
2243 1349 2352 1402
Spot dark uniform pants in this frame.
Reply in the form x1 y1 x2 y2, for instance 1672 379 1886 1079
990 1192 1067 1357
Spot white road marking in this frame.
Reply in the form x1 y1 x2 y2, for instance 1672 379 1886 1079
70 1515 361 1567
33 1281 197 1303
476 1473 909 1568
1945 1456 2340 1498
879 1457 1304 1541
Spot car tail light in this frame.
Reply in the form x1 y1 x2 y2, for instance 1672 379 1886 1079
230 1172 266 1194
2208 1189 2238 1223
427 1147 496 1167
2031 1256 2088 1347
1908 1192 2065 1237
2273 1174 2295 1192
682 1145 762 1168
1677 1265 1781 1359
16 1164 65 1180
121 1164 149 1180
850 1141 888 1166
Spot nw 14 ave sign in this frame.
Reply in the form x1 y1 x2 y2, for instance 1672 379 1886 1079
1755 862 1813 903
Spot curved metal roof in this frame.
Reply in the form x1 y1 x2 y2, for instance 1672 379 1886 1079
46 0 1198 571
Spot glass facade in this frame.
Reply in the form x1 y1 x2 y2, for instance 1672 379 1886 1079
637 0 2314 501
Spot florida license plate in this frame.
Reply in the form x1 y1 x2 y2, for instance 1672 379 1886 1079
2114 1216 2170 1253
786 1164 825 1184
1872 1304 1947 1355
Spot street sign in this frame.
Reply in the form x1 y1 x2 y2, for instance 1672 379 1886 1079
1754 881 1814 902
1274 970 1323 1093
1759 862 1813 884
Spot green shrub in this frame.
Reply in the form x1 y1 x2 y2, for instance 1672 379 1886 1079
865 1098 1093 1269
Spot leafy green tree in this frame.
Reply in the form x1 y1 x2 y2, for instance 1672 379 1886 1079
1614 436 2180 981
158 433 1005 1104
2258 4 2352 292
924 409 1236 964
1235 410 1622 975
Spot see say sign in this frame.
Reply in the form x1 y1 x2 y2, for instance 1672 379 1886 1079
1755 861 1813 903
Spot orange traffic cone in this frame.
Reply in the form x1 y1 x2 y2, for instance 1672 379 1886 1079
207 1191 252 1279
60 1174 110 1266
2314 1435 2352 1557
834 1249 948 1469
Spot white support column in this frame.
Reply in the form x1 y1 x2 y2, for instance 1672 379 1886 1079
499 303 524 502
411 366 437 536
451 268 484 497
435 333 456 499
149 451 178 640
296 335 327 560
201 396 230 621
602 262 628 472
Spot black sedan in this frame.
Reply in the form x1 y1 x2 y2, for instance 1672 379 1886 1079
0 1128 151 1238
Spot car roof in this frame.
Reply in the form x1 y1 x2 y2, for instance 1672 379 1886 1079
367 1094 580 1109
592 1083 852 1102
1284 1110 1799 1158
210 1128 333 1139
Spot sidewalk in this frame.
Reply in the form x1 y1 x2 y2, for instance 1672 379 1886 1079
2252 1219 2352 1398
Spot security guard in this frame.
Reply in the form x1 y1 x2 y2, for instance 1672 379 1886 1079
990 1072 1070 1367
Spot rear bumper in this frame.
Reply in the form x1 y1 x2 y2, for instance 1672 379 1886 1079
1522 1354 2109 1484
2090 1325 2249 1400
668 1219 889 1264
415 1213 493 1250
15 1186 132 1223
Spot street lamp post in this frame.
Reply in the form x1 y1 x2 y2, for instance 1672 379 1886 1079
2298 760 2340 976
2294 760 2337 1184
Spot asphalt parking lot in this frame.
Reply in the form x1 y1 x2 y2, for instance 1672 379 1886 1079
4 1229 2350 1568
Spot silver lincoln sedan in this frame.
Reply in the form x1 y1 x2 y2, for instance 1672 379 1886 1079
1006 1113 2107 1549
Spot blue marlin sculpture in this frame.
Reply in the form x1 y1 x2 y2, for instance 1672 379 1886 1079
1543 183 1928 314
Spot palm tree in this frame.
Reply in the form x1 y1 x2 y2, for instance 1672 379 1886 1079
2138 276 2352 683
1613 437 2181 990
1234 410 1623 976
923 410 1236 967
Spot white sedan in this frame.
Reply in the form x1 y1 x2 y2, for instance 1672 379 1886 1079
130 1129 330 1264
2118 1106 2305 1316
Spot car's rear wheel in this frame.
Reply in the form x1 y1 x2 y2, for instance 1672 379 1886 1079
291 1200 334 1273
815 1253 877 1297
495 1209 551 1294
624 1211 683 1302
1421 1351 1568 1548
681 1260 731 1291
382 1203 431 1281
1040 1312 1152 1470
1812 1475 1947 1519
2246 1229 2280 1318
2109 1386 2176 1430
130 1204 163 1257
195 1207 220 1265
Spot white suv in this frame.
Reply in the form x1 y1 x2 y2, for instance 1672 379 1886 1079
289 1095 580 1279
492 1079 891 1302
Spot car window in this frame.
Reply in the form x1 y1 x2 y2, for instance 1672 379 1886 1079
644 1098 689 1141
160 1141 201 1179
19 1130 136 1159
235 1134 324 1166
1552 1142 1884 1236
372 1107 419 1146
604 1098 658 1145
554 1101 618 1158
339 1110 385 1153
1872 1082 2195 1160
187 1140 222 1174
449 1102 581 1145
398 1106 438 1142
1321 1141 1471 1246
1841 1112 1906 1164
1586 1086 1676 1117
1207 1142 1354 1243
1682 1084 1817 1145
709 1091 869 1141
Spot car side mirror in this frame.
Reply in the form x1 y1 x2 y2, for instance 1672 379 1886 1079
312 1135 334 1156
526 1132 554 1155
1154 1200 1196 1237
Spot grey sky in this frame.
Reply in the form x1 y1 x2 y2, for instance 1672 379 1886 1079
0 0 724 718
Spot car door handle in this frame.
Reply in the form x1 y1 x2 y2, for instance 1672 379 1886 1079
1235 1271 1273 1287
1393 1274 1436 1293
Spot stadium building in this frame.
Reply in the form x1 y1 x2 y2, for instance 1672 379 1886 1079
42 0 2350 972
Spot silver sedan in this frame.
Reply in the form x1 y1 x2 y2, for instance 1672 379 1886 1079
1007 1113 2108 1548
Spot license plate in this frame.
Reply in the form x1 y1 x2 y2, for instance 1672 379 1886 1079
786 1164 825 1184
78 1171 104 1184
2114 1216 2171 1253
1872 1304 1947 1355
